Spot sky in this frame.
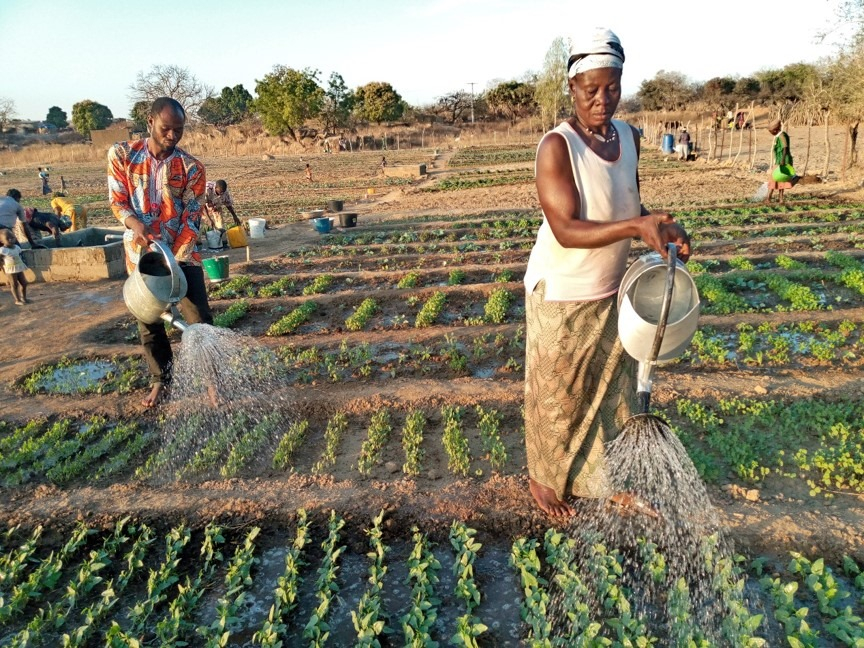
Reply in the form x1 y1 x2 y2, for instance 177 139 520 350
0 0 853 122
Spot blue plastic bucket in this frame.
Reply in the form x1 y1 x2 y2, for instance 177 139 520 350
662 133 675 154
313 217 332 234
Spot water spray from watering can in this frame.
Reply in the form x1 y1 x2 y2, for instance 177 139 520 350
121 239 190 330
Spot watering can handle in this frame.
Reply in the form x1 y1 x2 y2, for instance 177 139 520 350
148 239 185 303
646 243 678 365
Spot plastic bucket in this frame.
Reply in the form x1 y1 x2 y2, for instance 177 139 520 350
662 133 675 154
313 217 332 233
773 164 796 183
226 225 247 248
327 200 344 212
205 229 223 250
202 256 229 282
338 212 358 228
617 252 701 363
248 218 266 239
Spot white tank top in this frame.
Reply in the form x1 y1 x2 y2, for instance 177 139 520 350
524 118 641 301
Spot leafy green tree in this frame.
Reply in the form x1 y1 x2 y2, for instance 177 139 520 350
353 82 404 124
534 37 570 130
254 66 325 141
755 63 821 104
45 106 68 129
697 76 737 109
130 100 150 132
198 84 254 126
734 77 761 102
485 80 536 122
71 100 113 136
636 70 695 111
320 73 354 133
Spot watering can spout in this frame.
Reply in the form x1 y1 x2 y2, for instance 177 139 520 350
160 310 189 331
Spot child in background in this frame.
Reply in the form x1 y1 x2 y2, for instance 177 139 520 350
0 228 29 305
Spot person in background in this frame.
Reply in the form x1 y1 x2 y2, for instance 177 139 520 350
108 96 212 409
765 119 798 203
25 207 70 245
0 189 39 248
0 228 29 305
305 163 313 183
524 27 690 517
203 179 242 239
59 175 67 192
676 126 691 161
50 192 88 231
38 168 51 195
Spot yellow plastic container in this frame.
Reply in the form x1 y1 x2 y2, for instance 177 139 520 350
226 225 247 248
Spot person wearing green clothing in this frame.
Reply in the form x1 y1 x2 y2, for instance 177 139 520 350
766 119 798 203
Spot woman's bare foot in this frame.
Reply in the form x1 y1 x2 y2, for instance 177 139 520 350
529 479 574 517
141 384 165 408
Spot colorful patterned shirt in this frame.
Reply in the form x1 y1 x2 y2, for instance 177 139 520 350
107 138 206 273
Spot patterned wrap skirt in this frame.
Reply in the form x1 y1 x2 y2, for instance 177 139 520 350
524 280 635 500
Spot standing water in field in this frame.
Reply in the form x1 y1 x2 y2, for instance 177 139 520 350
546 413 758 646
141 323 290 482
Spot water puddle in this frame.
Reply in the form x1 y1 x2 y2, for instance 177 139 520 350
22 358 143 395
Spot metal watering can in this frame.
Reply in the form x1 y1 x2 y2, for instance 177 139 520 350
122 240 189 331
617 244 700 411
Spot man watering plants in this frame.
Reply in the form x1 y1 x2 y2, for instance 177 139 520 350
108 97 213 409
524 27 691 517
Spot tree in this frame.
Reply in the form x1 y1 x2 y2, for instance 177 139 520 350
129 64 213 119
636 70 695 111
485 80 536 122
755 63 821 105
130 100 150 132
71 100 113 136
353 82 404 124
254 66 325 141
698 76 737 109
733 77 761 103
45 106 68 129
198 84 254 126
320 73 354 134
433 90 473 123
828 39 864 166
534 37 570 130
0 97 15 131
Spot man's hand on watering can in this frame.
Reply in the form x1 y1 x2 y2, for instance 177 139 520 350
639 213 691 263
125 216 152 249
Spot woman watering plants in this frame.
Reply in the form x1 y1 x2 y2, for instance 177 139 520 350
524 27 691 517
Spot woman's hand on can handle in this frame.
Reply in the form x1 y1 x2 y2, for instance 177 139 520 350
640 212 690 263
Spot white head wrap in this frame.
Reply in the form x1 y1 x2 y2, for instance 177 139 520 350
568 27 624 78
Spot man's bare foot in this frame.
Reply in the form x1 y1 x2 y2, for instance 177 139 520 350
142 384 165 408
529 478 574 517
608 492 661 520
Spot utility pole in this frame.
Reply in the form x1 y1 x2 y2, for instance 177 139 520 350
467 82 476 124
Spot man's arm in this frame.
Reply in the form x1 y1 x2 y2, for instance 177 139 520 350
224 191 241 226
108 143 149 247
